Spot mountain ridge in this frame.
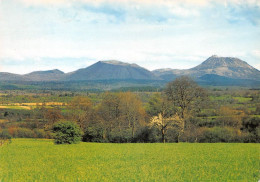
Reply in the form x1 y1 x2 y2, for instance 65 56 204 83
24 69 65 81
0 56 259 87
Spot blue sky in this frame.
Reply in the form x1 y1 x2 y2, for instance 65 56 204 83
0 0 259 74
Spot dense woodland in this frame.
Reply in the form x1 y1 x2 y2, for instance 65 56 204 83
0 76 259 143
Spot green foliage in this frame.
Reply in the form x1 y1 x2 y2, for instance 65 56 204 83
0 128 52 139
198 127 242 143
241 117 260 142
146 93 175 117
33 129 51 138
109 130 133 143
0 129 12 140
53 121 82 144
165 76 207 119
133 126 160 143
0 139 259 181
1 88 260 143
12 128 35 138
255 104 260 115
83 127 106 143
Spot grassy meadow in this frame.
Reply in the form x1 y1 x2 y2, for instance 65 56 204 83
0 139 259 181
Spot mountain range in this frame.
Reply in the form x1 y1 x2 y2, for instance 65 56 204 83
0 55 259 87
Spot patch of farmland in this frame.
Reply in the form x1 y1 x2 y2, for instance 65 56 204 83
0 139 259 181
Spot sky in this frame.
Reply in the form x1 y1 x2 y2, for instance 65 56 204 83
0 0 259 74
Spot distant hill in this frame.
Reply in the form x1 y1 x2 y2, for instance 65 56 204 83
153 55 260 81
0 72 26 81
0 56 259 89
152 68 180 81
64 60 160 81
24 69 65 81
189 55 260 80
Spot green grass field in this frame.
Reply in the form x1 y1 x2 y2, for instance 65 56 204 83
0 139 259 181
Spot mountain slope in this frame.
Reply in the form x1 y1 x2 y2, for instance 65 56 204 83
198 74 260 87
24 69 65 81
65 60 160 81
0 72 27 81
153 55 260 81
152 68 182 81
188 55 260 80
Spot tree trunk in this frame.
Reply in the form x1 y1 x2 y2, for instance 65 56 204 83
177 119 185 143
131 122 135 139
162 127 165 143
161 112 166 143
102 130 106 140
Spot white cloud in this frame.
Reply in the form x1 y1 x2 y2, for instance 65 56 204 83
16 0 260 7
170 6 200 17
251 50 260 58
0 0 259 73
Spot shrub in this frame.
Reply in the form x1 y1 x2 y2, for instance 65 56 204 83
17 128 35 138
133 126 160 143
0 129 12 145
0 129 12 140
83 127 106 143
197 127 242 143
33 129 53 138
8 127 35 138
53 121 83 144
108 129 133 143
241 117 260 143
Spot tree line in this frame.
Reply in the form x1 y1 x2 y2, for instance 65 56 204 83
1 76 259 143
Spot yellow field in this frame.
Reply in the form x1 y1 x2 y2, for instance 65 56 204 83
0 106 8 109
0 119 8 123
3 102 65 106
0 105 31 110
0 102 66 110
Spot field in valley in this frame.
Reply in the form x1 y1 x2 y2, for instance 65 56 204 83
0 139 259 181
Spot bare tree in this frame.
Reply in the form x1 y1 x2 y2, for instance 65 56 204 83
119 92 146 139
96 92 146 140
67 96 92 130
164 76 207 142
43 107 63 130
96 92 121 140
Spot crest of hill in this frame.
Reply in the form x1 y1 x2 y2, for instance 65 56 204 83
24 69 65 81
192 55 255 70
0 72 27 81
153 55 260 81
65 60 160 81
100 60 140 67
189 55 260 79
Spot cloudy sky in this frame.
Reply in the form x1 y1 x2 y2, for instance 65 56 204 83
0 0 259 74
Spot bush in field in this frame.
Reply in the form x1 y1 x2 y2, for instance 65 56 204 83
83 127 106 143
33 129 53 139
6 127 52 139
8 127 35 138
110 131 132 143
0 129 12 140
0 129 12 145
197 127 242 143
241 117 260 142
53 121 82 144
133 126 161 143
